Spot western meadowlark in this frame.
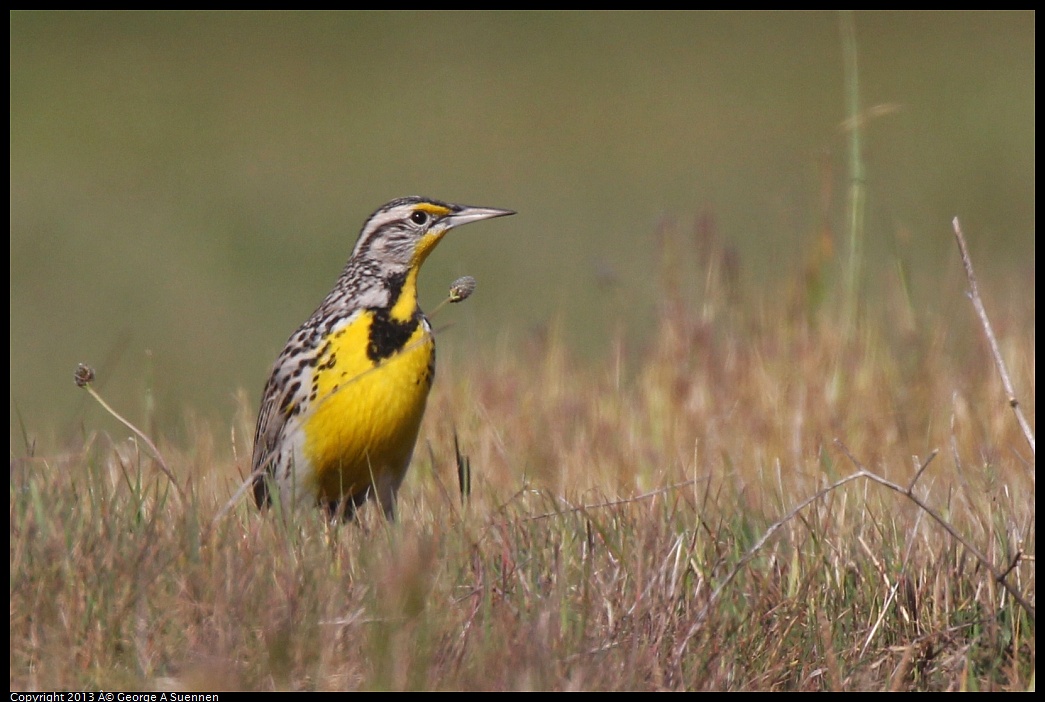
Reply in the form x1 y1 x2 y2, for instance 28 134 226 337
251 196 514 519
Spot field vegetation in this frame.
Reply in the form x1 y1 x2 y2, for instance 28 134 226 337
11 214 1034 690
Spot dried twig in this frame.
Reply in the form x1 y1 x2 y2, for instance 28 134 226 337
950 217 1035 458
834 441 1033 621
672 442 1035 665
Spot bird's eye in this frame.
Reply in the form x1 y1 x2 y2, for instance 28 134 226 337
410 211 429 226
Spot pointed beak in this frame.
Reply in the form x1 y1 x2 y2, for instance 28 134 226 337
446 205 516 229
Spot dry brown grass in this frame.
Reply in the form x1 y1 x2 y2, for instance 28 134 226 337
10 220 1034 690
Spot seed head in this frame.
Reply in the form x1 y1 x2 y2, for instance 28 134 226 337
74 363 95 388
449 276 477 304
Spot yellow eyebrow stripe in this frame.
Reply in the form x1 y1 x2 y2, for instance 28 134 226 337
414 203 454 218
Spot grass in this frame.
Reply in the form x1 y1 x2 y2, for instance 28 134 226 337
9 212 1034 691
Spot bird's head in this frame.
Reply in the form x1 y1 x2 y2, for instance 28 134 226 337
352 196 515 269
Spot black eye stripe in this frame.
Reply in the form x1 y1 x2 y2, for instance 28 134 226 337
410 210 429 226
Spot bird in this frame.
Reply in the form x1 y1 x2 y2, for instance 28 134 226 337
251 196 515 519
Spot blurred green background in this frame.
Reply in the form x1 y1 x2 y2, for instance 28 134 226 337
10 11 1035 444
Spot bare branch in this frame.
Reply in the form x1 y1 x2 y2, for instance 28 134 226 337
673 441 1035 665
999 550 1024 581
951 217 1035 459
835 440 1034 621
907 449 939 492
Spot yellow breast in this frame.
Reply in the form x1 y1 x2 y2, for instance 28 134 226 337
301 309 434 503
